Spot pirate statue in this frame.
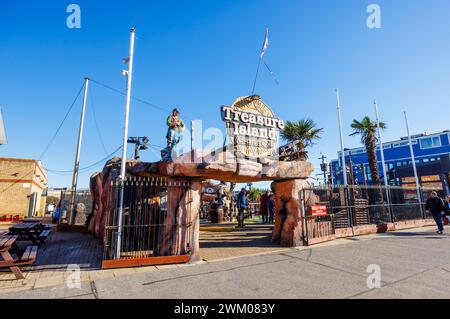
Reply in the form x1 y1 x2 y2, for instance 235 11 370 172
161 108 185 160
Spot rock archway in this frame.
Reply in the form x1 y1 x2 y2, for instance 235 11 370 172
127 148 314 262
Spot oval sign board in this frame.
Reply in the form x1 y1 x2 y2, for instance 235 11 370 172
221 95 284 159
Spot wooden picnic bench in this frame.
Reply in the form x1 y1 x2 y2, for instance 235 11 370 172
0 235 38 279
8 222 52 247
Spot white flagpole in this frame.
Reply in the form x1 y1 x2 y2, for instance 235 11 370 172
335 88 348 186
69 77 89 224
374 101 392 220
251 58 262 95
117 28 136 259
251 28 269 95
403 110 423 214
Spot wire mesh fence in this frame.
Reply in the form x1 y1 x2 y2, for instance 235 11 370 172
59 189 93 225
103 177 193 261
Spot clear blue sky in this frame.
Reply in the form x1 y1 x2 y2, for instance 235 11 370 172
1 0 450 188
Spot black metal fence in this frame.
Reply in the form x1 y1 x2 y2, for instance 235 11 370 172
305 185 435 224
302 185 438 244
103 177 193 261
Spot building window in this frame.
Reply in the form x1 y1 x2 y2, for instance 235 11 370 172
419 136 441 149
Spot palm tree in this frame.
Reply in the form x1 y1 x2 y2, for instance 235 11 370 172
280 119 323 160
350 116 386 201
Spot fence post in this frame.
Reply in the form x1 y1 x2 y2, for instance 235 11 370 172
388 185 394 223
345 185 353 228
419 186 425 219
301 188 309 246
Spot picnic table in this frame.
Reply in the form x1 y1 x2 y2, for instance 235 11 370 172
0 235 38 279
23 218 43 223
8 222 51 247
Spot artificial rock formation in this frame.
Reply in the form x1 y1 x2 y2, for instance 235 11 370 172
160 178 201 261
90 149 314 261
129 149 314 248
271 179 313 247
129 149 313 183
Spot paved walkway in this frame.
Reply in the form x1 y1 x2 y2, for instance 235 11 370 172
1 225 450 298
200 223 286 261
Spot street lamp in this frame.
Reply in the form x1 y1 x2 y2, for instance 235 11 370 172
127 136 150 160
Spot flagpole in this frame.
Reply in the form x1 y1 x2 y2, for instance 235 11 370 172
117 28 136 259
374 101 392 221
335 88 348 186
251 28 269 95
403 110 424 217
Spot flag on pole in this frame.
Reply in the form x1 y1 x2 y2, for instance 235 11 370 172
260 28 269 58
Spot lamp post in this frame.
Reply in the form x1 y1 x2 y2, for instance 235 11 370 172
127 136 149 160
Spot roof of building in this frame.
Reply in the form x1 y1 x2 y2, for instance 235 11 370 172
332 130 450 162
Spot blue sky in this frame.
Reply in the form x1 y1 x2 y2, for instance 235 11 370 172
1 0 450 188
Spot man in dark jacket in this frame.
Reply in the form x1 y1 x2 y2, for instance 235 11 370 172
236 188 248 228
425 191 446 234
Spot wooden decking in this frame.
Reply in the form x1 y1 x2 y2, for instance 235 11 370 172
0 228 103 276
31 230 103 271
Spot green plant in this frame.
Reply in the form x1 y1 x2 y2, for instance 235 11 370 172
280 119 323 160
350 116 387 201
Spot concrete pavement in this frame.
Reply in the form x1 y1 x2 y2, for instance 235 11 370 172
1 226 450 299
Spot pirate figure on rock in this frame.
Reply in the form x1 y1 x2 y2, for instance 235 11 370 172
162 108 185 160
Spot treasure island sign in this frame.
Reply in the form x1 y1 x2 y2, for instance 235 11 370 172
221 95 285 159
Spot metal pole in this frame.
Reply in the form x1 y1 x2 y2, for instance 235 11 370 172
190 120 194 163
117 28 136 259
319 154 328 185
69 77 89 224
335 89 348 186
251 56 262 95
374 101 393 220
336 89 352 227
134 142 139 160
329 163 334 188
403 110 423 216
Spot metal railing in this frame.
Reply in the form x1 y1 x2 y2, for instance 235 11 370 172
300 184 441 244
103 177 193 261
303 185 439 227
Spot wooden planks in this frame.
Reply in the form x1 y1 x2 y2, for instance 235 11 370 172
306 220 335 246
101 255 190 269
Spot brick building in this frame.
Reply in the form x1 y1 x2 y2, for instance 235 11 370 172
0 157 48 217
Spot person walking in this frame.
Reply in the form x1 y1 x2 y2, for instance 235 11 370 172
259 191 269 224
267 193 276 224
425 191 446 234
445 196 450 225
236 188 248 228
